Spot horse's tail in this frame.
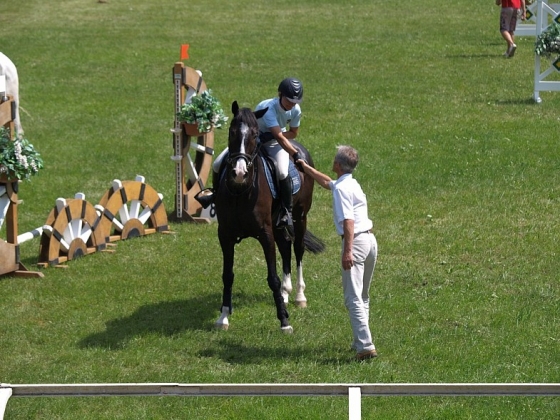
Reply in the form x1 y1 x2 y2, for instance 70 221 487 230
303 230 326 254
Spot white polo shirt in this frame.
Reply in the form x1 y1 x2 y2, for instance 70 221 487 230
329 173 373 236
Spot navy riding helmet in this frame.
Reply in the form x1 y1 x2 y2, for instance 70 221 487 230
278 78 303 104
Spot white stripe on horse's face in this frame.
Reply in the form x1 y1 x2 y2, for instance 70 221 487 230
233 122 249 183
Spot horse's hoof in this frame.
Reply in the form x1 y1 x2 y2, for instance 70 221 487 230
295 300 307 308
281 325 294 334
215 323 229 331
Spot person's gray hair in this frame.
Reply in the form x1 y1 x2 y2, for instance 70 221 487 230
334 145 359 173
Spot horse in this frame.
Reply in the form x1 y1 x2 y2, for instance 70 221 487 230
213 101 325 333
0 52 24 138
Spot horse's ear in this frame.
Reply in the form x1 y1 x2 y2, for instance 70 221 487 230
254 107 268 120
232 101 239 116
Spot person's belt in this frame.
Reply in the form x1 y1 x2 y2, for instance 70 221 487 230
341 230 371 239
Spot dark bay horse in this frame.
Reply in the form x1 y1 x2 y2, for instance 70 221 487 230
213 101 324 333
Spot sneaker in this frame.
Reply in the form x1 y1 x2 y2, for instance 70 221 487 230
356 349 378 361
507 44 517 58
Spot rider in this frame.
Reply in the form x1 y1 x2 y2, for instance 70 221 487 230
254 77 305 228
199 77 307 229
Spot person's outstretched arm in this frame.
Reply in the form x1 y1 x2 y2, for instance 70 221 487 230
297 160 332 190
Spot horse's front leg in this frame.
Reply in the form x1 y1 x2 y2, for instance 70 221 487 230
216 233 235 330
260 231 292 333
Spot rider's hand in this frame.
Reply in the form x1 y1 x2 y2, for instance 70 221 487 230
293 151 307 171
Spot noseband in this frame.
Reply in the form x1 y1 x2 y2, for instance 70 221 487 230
224 126 261 195
226 140 260 168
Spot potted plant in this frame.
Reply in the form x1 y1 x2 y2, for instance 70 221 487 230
0 127 44 182
177 90 228 136
535 22 560 59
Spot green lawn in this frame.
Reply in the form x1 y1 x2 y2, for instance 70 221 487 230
1 0 559 418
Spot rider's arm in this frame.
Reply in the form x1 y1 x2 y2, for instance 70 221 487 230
269 126 299 156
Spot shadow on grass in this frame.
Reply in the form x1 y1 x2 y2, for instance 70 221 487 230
198 338 356 365
445 54 501 59
494 97 539 105
78 294 222 349
77 289 276 350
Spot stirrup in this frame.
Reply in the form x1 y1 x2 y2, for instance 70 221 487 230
276 209 293 228
195 188 215 209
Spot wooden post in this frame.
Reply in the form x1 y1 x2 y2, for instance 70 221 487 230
171 62 215 223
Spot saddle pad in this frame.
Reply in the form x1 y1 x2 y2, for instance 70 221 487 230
261 156 301 200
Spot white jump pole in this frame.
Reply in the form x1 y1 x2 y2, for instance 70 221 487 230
0 189 9 231
0 389 11 420
17 227 43 244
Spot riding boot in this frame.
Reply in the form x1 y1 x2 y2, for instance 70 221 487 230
195 170 218 209
277 177 293 228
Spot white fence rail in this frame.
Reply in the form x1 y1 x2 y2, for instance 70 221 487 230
1 383 559 420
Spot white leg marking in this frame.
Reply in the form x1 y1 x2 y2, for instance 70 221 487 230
215 306 230 330
295 263 307 308
281 325 294 334
282 272 292 304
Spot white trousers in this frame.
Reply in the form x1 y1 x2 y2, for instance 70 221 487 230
341 231 378 353
261 140 290 179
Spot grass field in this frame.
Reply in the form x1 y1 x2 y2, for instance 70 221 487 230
1 0 559 418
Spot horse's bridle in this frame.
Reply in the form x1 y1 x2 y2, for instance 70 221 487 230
226 139 261 169
224 138 261 195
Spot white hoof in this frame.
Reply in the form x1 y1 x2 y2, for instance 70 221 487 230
281 325 294 334
216 306 230 330
295 299 307 308
215 322 229 331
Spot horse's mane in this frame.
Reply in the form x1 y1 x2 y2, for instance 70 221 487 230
235 106 259 128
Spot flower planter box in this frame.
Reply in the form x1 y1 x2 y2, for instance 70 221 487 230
0 172 18 184
182 123 212 137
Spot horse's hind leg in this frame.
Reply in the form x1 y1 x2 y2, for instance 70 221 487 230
292 217 307 308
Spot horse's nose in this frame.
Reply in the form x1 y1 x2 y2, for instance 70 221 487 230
231 168 246 184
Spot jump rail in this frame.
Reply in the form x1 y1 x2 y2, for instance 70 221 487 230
1 383 559 420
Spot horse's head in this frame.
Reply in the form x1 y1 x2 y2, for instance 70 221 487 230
226 101 267 184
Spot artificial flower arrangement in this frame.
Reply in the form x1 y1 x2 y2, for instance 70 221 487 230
177 90 228 134
535 22 560 59
0 127 44 181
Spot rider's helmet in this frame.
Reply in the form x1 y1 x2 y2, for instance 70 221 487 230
278 78 304 104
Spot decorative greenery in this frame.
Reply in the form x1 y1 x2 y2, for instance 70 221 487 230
177 90 228 133
0 127 44 181
535 22 560 58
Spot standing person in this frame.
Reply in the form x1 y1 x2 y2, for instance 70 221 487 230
497 0 526 58
201 78 305 230
297 145 378 361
